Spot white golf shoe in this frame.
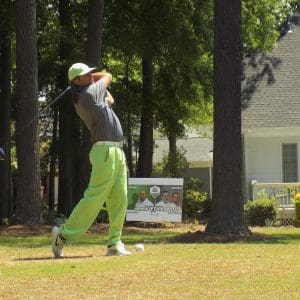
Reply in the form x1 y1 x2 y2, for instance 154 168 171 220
107 241 132 256
52 226 65 258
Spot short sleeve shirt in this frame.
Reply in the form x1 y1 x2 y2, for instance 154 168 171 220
73 80 123 143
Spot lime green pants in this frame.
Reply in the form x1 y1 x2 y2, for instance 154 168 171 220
60 144 128 246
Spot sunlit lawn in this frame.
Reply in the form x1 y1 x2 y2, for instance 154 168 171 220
0 224 300 299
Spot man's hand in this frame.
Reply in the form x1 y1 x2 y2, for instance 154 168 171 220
105 90 115 106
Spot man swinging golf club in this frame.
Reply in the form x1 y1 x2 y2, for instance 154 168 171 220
52 63 131 258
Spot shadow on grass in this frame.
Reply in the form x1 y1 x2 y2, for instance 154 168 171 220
13 255 94 262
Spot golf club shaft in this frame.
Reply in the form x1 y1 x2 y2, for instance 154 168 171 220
16 86 71 137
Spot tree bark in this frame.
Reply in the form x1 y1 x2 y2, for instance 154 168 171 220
75 0 104 203
205 0 250 235
86 0 104 63
0 28 12 223
136 57 153 177
168 132 177 177
57 0 76 216
124 60 134 176
15 0 42 224
48 105 58 211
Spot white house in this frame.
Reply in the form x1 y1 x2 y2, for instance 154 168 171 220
242 15 300 216
240 15 300 224
153 15 300 224
153 135 213 198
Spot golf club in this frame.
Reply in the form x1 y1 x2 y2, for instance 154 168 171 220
0 86 71 161
17 86 71 137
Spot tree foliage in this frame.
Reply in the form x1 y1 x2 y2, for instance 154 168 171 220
242 0 298 53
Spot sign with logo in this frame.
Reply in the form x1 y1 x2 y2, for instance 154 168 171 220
126 178 183 222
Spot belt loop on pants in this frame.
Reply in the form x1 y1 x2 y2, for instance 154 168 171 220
94 141 123 147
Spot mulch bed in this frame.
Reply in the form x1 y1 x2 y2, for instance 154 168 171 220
166 230 275 243
0 224 52 236
0 223 275 243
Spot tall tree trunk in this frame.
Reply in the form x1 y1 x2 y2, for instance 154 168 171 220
136 57 153 177
48 105 58 211
0 28 12 223
57 0 75 216
86 0 104 63
168 133 177 177
205 0 250 235
75 0 104 203
125 119 134 176
124 60 134 176
15 0 42 224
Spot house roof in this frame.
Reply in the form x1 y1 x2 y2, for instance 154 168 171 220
153 137 213 166
242 15 300 129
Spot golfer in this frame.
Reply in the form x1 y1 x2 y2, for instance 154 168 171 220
52 63 131 258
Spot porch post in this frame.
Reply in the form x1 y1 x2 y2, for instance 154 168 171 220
251 180 258 200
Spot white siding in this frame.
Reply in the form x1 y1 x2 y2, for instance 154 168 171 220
244 134 300 199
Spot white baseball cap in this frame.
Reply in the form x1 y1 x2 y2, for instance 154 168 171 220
68 63 96 81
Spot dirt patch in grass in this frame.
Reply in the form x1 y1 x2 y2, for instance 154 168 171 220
124 222 205 233
0 224 110 236
0 222 204 236
166 229 275 243
87 222 205 234
0 224 52 236
0 223 279 243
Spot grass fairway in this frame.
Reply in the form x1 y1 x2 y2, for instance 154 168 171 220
0 224 300 299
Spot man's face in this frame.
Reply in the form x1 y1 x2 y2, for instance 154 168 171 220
140 191 147 201
73 72 94 86
162 192 169 203
172 193 179 204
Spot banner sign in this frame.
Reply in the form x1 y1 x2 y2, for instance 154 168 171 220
126 178 183 222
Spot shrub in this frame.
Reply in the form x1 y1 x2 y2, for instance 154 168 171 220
152 146 189 178
182 177 210 221
42 210 58 225
293 193 300 227
244 194 278 226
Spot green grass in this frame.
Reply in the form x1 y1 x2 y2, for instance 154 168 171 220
0 225 300 299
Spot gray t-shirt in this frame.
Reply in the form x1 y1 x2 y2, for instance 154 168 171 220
73 80 123 143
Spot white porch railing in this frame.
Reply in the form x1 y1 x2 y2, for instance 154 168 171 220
251 180 300 208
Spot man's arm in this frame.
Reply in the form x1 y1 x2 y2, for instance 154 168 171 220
92 71 112 87
105 90 115 106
